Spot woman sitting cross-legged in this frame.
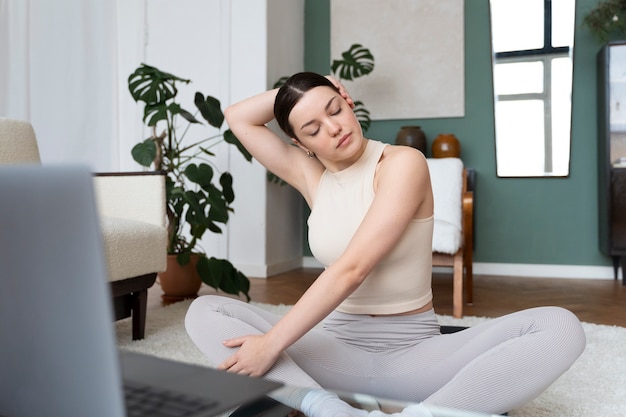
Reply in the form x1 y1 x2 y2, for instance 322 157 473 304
185 72 586 417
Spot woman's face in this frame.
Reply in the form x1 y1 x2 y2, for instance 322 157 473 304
288 86 364 171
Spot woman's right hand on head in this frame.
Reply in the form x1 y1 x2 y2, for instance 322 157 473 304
325 76 355 109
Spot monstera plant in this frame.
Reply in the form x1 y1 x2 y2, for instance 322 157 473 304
329 43 375 131
128 63 252 301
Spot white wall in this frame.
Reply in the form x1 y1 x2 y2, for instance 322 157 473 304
226 0 271 273
115 0 147 171
264 0 306 275
227 0 305 277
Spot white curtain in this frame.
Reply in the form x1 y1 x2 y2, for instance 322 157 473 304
0 0 122 171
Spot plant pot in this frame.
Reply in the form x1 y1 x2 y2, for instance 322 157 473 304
159 254 202 304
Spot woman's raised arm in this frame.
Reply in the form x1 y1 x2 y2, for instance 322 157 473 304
224 89 321 201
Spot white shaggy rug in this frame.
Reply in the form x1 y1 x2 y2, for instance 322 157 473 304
116 300 626 416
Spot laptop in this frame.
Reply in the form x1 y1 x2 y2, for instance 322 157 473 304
0 165 281 417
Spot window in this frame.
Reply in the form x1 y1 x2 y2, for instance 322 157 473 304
491 0 574 177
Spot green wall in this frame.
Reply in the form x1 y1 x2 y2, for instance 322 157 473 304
304 0 611 267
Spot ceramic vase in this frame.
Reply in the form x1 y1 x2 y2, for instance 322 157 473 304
395 126 427 154
432 133 461 158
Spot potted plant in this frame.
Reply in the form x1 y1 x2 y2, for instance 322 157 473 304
128 63 252 302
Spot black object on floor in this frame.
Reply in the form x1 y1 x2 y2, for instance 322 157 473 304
229 395 295 417
440 325 468 334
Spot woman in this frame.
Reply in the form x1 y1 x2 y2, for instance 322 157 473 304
185 72 586 416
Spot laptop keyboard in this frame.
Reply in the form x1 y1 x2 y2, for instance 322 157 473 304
124 380 218 417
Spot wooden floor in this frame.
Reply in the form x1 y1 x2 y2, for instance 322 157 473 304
148 268 626 327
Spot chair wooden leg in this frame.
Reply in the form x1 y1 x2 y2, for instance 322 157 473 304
621 256 626 286
131 289 148 340
465 255 473 304
453 252 464 318
111 274 156 340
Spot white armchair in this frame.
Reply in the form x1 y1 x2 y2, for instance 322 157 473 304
0 117 167 339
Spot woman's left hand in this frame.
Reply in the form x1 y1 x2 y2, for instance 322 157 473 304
218 334 281 377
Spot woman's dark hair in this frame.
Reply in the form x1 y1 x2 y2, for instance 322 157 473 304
274 72 340 139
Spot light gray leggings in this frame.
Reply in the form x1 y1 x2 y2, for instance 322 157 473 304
185 296 585 415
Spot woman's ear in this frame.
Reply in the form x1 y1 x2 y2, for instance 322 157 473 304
292 138 306 152
291 138 314 158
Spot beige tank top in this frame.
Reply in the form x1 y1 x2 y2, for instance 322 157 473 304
308 139 433 315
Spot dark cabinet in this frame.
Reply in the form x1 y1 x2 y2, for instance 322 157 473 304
597 42 626 284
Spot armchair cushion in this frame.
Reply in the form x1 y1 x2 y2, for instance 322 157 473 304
100 217 167 282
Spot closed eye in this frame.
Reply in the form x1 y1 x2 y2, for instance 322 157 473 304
299 96 342 137
300 96 340 131
308 107 341 136
304 125 320 137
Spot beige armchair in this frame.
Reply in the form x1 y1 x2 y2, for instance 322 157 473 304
0 117 167 340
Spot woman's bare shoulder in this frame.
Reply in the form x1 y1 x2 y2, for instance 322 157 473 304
380 144 429 173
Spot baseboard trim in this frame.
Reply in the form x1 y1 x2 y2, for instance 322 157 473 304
302 257 620 280
237 258 304 279
302 257 323 269
472 262 619 280
266 258 304 277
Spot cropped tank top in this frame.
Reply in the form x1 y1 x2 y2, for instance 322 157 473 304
308 139 433 315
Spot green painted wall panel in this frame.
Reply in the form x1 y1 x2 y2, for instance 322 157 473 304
303 0 610 267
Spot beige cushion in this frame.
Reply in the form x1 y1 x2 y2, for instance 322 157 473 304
0 118 42 164
100 217 167 282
